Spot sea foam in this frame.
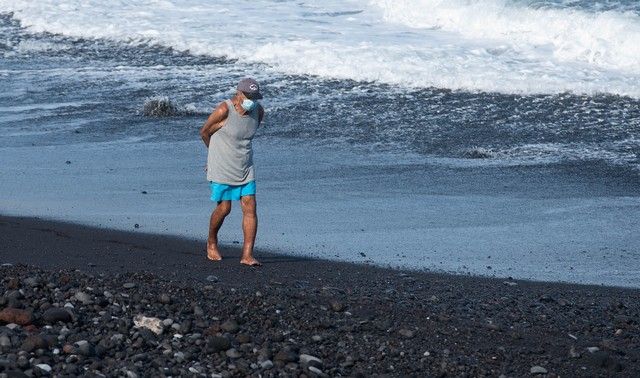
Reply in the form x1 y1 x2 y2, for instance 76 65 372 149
2 0 640 97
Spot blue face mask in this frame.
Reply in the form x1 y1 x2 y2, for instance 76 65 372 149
241 98 257 112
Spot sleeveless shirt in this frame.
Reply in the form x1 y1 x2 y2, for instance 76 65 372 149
206 99 260 185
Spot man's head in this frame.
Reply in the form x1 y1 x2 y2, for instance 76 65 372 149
236 78 263 100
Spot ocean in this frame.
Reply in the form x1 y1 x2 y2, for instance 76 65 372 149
1 0 639 287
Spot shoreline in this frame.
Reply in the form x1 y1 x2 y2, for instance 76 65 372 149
1 214 638 292
1 214 639 376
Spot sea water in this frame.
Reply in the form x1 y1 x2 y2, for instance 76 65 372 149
0 1 639 287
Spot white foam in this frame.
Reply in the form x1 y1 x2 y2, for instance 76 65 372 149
372 0 640 72
2 0 640 97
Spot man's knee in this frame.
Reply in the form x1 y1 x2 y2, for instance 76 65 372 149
240 196 256 215
216 201 232 216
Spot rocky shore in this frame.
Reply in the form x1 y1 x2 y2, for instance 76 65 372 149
0 216 639 376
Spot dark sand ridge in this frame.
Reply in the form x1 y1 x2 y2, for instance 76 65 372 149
1 215 639 376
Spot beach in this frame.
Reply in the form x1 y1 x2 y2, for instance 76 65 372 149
2 1 640 376
1 215 639 376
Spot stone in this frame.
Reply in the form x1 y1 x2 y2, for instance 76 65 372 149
260 360 274 369
226 348 241 359
208 336 231 352
221 319 239 333
0 308 33 326
300 354 323 369
123 282 136 289
174 351 185 363
74 291 93 305
162 319 174 327
569 346 581 358
206 275 219 282
23 277 40 287
308 366 328 377
275 350 298 363
75 340 95 356
329 300 344 312
42 308 73 324
159 294 171 304
399 329 415 338
0 334 11 348
587 346 600 353
133 315 164 335
21 335 49 352
35 363 52 373
530 366 548 374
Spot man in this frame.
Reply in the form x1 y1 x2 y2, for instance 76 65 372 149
200 78 264 266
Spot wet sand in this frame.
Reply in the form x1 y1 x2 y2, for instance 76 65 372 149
1 215 639 376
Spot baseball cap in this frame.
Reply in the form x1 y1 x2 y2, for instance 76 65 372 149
237 78 263 99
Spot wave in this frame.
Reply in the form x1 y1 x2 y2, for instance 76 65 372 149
2 0 640 97
462 140 640 171
371 0 640 72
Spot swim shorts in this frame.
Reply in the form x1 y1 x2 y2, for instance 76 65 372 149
210 181 256 201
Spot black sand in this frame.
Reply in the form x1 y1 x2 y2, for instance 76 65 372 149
0 215 639 377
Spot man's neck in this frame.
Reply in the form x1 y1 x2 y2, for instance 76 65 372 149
232 96 249 116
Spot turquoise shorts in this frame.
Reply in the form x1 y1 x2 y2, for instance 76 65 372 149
210 181 256 202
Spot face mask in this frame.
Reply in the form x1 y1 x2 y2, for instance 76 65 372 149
241 98 256 111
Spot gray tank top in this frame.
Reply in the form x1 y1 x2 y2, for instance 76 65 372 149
207 99 260 185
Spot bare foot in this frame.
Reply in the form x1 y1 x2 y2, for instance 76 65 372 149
207 242 222 261
240 256 261 266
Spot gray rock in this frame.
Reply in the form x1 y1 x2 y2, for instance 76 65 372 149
162 319 174 327
299 354 323 368
174 351 185 363
74 291 93 305
530 366 548 374
225 348 241 359
0 334 11 348
23 277 40 287
75 340 95 356
587 346 600 353
399 329 415 338
123 282 136 289
260 360 274 369
159 294 171 304
311 335 323 342
221 319 239 333
35 363 52 374
206 275 219 282
308 366 328 377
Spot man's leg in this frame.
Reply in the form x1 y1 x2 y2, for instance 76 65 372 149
239 195 260 266
207 200 231 260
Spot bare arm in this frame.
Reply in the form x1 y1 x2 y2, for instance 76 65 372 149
200 101 229 148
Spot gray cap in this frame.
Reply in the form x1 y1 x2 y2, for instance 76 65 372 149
237 78 263 99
